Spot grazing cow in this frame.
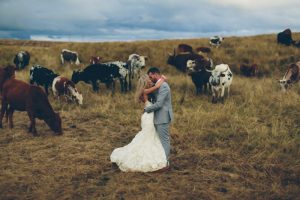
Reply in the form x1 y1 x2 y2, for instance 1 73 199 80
29 65 59 95
52 76 83 105
89 56 102 64
61 49 80 65
277 29 293 46
209 64 233 103
177 44 193 54
167 49 213 73
186 60 212 95
210 36 224 47
71 54 146 92
240 63 258 77
13 51 30 70
0 66 62 136
279 61 300 92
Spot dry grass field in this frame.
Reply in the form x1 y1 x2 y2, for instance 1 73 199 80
0 34 300 199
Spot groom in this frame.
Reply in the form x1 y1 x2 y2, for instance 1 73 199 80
144 67 173 165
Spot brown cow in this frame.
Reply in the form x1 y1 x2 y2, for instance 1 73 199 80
240 63 258 77
177 44 193 54
279 61 300 91
52 76 83 105
0 66 62 135
89 56 102 64
195 46 211 54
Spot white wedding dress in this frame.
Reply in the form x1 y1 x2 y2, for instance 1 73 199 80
110 101 167 172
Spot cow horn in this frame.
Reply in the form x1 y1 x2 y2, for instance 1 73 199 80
221 66 228 73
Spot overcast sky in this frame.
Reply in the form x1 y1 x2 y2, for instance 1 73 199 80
0 0 299 42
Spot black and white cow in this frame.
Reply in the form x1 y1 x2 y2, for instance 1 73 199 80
61 49 80 65
71 54 146 93
29 65 59 95
13 51 30 70
209 36 224 47
186 60 212 95
209 64 233 103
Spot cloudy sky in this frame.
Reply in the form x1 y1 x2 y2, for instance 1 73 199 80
0 0 299 42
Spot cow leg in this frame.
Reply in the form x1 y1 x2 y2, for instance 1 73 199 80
44 84 49 95
227 86 230 97
7 107 14 129
27 111 37 136
221 87 225 104
0 99 8 128
92 81 99 92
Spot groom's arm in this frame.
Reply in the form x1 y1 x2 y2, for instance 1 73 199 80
144 84 169 113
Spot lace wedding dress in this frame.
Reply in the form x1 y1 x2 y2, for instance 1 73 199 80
110 101 167 172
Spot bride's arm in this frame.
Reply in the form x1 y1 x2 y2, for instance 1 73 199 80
143 76 166 95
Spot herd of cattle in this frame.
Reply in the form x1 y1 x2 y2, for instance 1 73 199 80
1 30 300 135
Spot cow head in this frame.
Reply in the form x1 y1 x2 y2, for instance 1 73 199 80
167 48 176 66
209 64 231 86
71 70 81 84
186 60 197 74
279 63 300 91
128 54 146 69
45 112 62 135
68 86 83 105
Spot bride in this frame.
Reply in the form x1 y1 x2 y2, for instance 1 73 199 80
110 74 168 172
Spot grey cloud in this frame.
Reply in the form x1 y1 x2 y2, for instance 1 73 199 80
0 0 299 41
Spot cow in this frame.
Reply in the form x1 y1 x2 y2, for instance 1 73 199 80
89 56 102 64
0 65 62 136
177 44 193 54
277 29 293 46
210 36 224 47
209 64 233 103
167 49 213 73
52 76 83 105
29 65 59 95
71 54 146 92
13 51 30 70
195 46 211 54
61 49 80 65
127 54 147 89
240 63 258 77
279 61 300 92
186 60 212 95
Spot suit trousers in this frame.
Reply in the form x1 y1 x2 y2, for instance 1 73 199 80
155 123 170 159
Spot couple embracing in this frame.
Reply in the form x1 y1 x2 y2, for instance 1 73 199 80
110 67 173 172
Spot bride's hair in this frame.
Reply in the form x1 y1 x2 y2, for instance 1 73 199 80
135 74 150 103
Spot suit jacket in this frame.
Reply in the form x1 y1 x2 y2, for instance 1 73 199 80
145 82 173 124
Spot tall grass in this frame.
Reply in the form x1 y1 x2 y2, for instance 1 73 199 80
0 34 299 199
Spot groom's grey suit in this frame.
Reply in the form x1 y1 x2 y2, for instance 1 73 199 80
145 81 173 159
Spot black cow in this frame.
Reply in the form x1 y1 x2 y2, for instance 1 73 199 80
167 49 213 73
13 51 30 70
186 60 212 94
61 49 80 65
71 62 128 93
72 54 146 92
277 29 293 46
29 65 59 95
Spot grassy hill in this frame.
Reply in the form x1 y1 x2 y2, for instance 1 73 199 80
0 34 299 199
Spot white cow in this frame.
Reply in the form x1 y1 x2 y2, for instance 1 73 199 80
209 64 233 103
127 54 147 90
